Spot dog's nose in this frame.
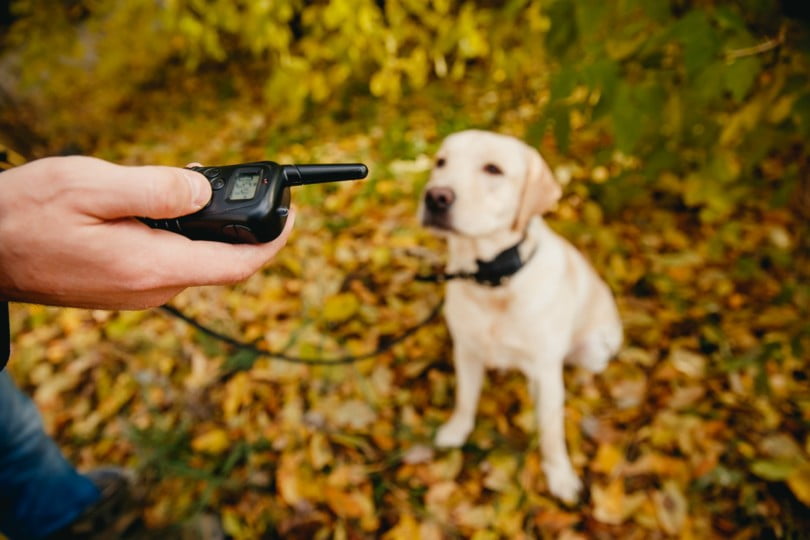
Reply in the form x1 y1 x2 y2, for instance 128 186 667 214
425 187 456 212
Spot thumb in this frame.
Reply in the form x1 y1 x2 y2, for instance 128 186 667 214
85 160 212 220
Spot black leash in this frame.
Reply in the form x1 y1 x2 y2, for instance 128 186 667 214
157 237 536 372
158 296 444 369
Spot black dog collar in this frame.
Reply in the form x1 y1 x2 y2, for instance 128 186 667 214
418 236 537 287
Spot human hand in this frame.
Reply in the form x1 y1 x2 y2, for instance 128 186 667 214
0 156 295 309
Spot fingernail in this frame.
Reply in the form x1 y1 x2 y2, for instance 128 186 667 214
184 170 211 209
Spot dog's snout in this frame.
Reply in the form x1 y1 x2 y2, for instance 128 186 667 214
425 187 456 213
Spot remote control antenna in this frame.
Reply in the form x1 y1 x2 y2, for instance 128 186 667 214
282 163 368 186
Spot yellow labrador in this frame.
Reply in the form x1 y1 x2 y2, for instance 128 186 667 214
419 130 622 502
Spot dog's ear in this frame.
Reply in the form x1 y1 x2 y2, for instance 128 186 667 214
512 145 562 232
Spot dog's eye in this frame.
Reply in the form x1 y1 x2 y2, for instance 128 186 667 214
436 158 446 168
483 163 503 175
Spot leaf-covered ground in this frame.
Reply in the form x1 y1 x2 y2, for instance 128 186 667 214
7 85 810 539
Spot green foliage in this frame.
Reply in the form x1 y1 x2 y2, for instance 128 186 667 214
5 0 806 223
539 0 810 221
1 0 549 153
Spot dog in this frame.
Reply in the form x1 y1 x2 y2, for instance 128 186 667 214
419 130 622 503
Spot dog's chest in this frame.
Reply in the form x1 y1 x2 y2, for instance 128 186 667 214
445 283 534 369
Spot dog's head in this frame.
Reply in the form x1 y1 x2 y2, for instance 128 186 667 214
419 130 561 237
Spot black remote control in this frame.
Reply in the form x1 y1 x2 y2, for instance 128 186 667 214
140 161 367 243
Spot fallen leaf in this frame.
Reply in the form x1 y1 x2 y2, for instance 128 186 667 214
322 292 360 324
191 428 231 455
669 348 706 378
309 432 334 469
482 453 518 492
750 459 795 481
332 399 377 430
382 513 420 540
653 481 688 535
786 463 810 507
592 478 646 525
592 443 624 475
402 443 434 464
453 502 495 531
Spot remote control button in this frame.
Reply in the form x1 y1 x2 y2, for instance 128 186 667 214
203 168 221 179
221 225 239 240
232 225 256 242
220 225 255 243
210 177 225 190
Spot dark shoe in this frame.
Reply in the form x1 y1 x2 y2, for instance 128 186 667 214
45 467 141 539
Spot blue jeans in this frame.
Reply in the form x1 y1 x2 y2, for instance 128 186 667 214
0 371 100 539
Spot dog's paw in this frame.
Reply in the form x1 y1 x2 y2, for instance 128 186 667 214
543 462 582 504
435 419 472 448
569 332 616 373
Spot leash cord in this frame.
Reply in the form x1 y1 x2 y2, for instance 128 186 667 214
157 284 444 368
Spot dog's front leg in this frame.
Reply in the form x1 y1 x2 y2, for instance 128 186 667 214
435 348 484 448
532 364 582 503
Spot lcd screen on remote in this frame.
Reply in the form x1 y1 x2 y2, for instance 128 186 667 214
230 172 260 200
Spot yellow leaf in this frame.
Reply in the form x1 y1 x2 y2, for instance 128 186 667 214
592 443 623 475
592 478 646 525
382 513 420 540
223 372 252 419
426 449 463 482
491 490 523 536
454 502 494 531
653 481 688 535
669 348 706 378
324 485 378 530
482 453 518 492
371 246 392 267
33 371 78 408
332 399 377 430
221 508 246 538
276 453 321 506
720 95 764 146
191 428 230 455
322 292 360 324
471 531 499 540
787 463 810 507
309 432 334 470
425 481 458 511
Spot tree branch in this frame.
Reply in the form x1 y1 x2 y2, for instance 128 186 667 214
726 26 786 61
